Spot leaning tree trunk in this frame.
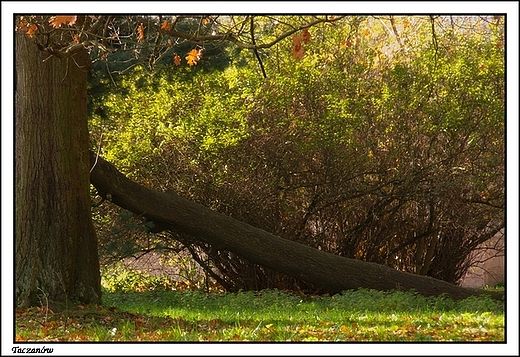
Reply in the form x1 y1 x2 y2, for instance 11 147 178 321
15 34 101 307
89 152 502 301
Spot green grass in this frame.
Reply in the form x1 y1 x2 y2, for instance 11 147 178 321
16 288 504 342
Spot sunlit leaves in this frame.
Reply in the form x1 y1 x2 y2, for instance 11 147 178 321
48 16 77 28
90 16 504 289
186 48 204 66
185 49 199 66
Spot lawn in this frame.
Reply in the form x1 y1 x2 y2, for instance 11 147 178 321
15 288 504 342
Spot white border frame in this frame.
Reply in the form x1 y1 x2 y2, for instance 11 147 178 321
2 2 518 356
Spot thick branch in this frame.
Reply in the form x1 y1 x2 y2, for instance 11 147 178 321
89 151 501 301
138 15 347 50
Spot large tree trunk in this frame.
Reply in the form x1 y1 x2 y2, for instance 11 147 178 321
15 34 101 307
89 152 501 301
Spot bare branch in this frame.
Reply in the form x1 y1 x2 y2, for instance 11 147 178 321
250 16 267 78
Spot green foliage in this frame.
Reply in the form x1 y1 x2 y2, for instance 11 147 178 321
101 288 502 341
101 262 177 293
90 16 504 292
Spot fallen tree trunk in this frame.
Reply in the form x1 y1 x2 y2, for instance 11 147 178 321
89 152 502 301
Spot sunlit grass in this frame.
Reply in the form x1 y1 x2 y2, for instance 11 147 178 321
95 288 504 342
15 285 504 342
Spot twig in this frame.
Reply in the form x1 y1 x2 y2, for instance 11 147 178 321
250 16 267 78
37 287 49 323
90 132 103 173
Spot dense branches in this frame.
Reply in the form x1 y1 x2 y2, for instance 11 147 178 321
90 16 504 293
17 15 346 75
89 151 502 301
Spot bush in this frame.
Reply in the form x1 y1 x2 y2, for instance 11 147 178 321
91 16 504 293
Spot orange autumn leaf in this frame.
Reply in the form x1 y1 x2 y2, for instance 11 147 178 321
49 16 77 28
17 17 29 32
137 23 145 42
292 43 304 60
292 33 305 60
340 39 353 50
186 49 200 66
73 34 80 44
364 28 371 36
27 23 38 38
174 54 181 66
292 33 302 47
301 28 311 44
161 20 171 31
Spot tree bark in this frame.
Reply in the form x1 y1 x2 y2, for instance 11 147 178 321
15 34 101 307
89 152 501 301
